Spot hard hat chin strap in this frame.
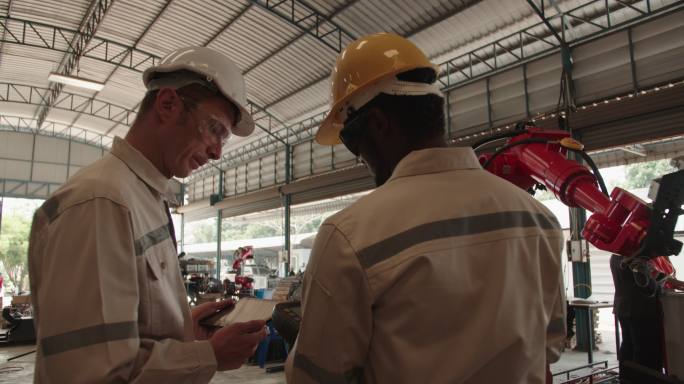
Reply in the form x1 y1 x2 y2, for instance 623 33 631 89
342 76 443 120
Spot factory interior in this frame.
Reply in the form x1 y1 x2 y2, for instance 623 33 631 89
0 0 684 383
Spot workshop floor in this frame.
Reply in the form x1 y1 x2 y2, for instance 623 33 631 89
0 308 619 383
0 341 616 384
0 343 287 384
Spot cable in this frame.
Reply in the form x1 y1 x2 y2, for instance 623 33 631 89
480 132 609 198
472 131 521 151
578 151 608 196
481 138 552 170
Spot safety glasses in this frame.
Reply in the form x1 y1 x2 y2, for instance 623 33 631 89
338 110 370 157
195 112 231 147
180 96 233 147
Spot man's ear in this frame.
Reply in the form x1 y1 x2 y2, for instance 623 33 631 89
154 88 183 124
366 107 392 139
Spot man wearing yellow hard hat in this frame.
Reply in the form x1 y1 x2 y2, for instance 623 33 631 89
285 33 565 383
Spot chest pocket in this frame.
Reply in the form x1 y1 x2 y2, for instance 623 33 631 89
137 226 185 337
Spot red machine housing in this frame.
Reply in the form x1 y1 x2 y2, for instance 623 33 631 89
232 246 254 272
479 128 651 257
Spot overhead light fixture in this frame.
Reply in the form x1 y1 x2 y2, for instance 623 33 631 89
48 72 105 91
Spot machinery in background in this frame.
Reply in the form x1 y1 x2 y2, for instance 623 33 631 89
180 258 222 305
476 124 684 381
477 125 682 263
0 295 35 344
270 124 683 380
224 246 257 298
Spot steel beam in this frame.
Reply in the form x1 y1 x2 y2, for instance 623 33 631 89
621 144 647 157
438 0 682 91
0 82 136 125
0 16 160 72
35 0 115 128
244 0 359 75
203 3 252 46
0 178 62 198
216 210 222 280
0 0 16 67
0 15 294 144
248 0 354 53
64 0 172 132
0 114 110 149
209 0 684 181
263 0 483 108
526 0 566 45
190 0 684 201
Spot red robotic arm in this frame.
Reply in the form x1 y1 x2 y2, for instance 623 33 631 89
232 246 255 271
479 127 650 257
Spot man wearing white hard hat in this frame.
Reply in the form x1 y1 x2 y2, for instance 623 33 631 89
28 46 266 383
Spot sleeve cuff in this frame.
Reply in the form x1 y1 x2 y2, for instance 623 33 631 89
192 340 217 381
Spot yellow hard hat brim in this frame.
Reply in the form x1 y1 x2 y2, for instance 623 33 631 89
315 63 438 146
316 112 343 145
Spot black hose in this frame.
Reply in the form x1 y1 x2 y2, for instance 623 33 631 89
472 131 522 151
481 138 610 198
571 149 609 197
481 138 552 170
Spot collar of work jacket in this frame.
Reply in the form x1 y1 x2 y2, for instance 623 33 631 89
110 137 178 204
386 146 482 184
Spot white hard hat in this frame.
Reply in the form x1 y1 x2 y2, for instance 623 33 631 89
143 46 255 137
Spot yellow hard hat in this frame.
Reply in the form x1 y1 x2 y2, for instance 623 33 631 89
316 33 439 145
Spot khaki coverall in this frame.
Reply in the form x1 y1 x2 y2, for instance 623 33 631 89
286 147 566 384
28 137 216 383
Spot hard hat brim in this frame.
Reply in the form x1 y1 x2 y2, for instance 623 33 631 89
232 104 254 137
316 63 438 146
317 112 343 145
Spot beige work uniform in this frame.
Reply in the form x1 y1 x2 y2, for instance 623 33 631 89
286 147 566 384
28 137 216 383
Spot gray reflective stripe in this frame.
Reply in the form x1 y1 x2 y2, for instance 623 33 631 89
294 353 361 384
135 224 171 256
547 317 566 334
40 321 138 357
41 197 60 223
358 211 560 269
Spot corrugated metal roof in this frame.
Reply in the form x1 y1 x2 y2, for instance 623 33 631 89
0 0 678 163
11 0 91 30
0 0 11 13
97 67 146 108
297 0 347 17
335 0 477 37
414 0 535 62
208 5 301 72
0 50 55 87
246 33 336 108
95 0 170 47
136 0 249 56
272 79 329 122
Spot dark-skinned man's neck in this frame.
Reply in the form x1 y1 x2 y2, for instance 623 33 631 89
397 135 448 165
379 134 449 186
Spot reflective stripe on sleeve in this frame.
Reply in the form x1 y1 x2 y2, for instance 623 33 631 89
134 224 172 256
358 211 560 269
294 352 361 384
547 317 566 335
40 321 138 357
